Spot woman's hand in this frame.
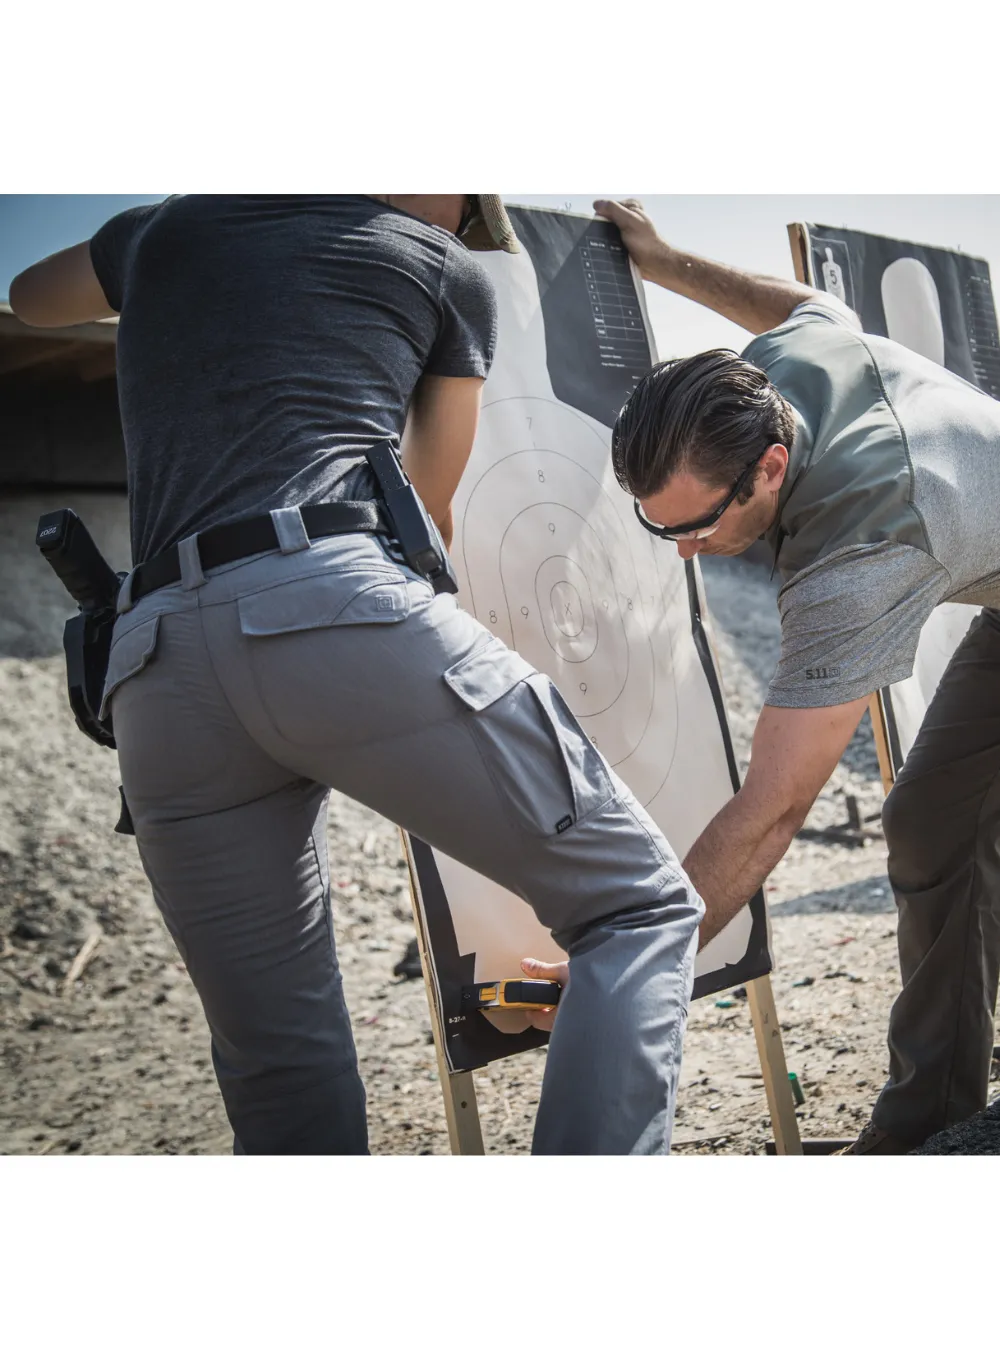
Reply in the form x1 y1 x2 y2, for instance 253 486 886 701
520 956 569 1032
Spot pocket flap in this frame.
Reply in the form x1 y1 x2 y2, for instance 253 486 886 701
238 571 411 636
100 615 160 720
444 641 535 711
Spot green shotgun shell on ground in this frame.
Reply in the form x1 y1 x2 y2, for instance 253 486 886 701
788 1072 805 1106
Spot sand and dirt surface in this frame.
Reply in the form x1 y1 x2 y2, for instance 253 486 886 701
2 492 997 1155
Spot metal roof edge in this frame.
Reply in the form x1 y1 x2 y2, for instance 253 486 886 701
0 302 118 345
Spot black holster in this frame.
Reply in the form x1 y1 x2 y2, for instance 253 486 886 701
62 606 118 749
36 508 134 834
364 441 458 595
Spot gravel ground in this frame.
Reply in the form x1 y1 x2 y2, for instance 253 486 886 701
2 493 996 1155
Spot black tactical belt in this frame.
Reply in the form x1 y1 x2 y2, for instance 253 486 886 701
130 501 392 603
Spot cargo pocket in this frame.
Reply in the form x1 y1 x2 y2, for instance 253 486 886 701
444 642 615 838
99 615 161 721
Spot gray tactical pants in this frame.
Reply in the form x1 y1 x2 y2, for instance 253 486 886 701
104 518 702 1155
875 607 1000 1144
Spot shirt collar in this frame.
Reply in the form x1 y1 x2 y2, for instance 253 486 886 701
764 402 813 576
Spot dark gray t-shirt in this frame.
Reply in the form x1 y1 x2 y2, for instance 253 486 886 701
90 195 498 563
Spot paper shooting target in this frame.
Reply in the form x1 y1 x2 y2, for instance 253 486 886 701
408 207 771 1073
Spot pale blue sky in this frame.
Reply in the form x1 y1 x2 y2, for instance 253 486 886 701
0 196 164 299
4 194 1000 358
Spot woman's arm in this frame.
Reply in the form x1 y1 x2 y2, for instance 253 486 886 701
9 241 115 328
400 374 485 536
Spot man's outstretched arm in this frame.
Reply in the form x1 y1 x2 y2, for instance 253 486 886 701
685 696 870 945
516 696 868 1018
594 198 828 336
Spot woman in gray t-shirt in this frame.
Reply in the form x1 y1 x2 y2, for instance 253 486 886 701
9 195 705 1157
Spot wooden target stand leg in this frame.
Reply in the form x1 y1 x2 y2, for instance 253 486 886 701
693 561 803 1155
869 689 901 795
747 974 803 1154
400 832 485 1155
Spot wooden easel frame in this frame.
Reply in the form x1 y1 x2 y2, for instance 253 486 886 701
402 832 485 1154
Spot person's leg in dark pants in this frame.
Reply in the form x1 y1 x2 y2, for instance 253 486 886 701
874 608 1000 1145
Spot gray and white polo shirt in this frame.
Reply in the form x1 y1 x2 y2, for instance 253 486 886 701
742 298 1000 709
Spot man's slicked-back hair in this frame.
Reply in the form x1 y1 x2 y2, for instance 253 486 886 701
611 350 796 502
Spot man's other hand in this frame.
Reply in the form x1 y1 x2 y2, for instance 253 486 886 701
520 956 568 1032
593 199 665 278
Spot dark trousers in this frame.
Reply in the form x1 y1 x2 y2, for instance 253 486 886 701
875 608 1000 1144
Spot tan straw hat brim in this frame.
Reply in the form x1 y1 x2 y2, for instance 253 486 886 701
461 195 520 254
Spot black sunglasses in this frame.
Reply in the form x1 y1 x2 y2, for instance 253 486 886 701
633 446 770 541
